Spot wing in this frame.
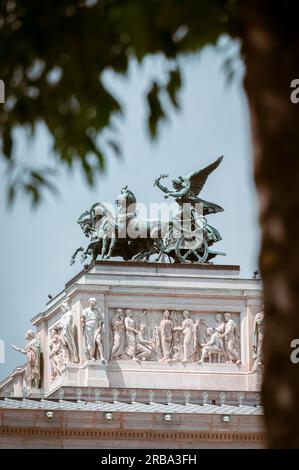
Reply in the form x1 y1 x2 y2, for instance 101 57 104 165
186 156 223 196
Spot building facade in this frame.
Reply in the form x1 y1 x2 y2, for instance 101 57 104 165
0 261 265 448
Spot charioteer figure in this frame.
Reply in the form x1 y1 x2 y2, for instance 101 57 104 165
71 155 226 264
154 156 224 216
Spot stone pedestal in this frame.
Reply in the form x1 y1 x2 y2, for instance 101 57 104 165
0 261 265 449
80 361 109 387
1 261 263 397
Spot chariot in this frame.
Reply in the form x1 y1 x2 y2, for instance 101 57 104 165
156 208 226 264
70 156 226 266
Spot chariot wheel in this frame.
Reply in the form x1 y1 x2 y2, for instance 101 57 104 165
175 234 209 264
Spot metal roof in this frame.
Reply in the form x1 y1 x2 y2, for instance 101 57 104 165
0 398 263 415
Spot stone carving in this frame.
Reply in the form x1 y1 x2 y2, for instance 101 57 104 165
220 312 241 364
49 329 63 381
214 313 225 335
81 298 105 362
155 159 223 214
124 310 152 361
12 330 40 393
13 307 241 390
124 309 138 360
169 343 184 362
252 308 264 371
193 317 208 361
159 310 174 361
108 308 240 365
151 326 162 361
137 323 153 360
173 311 195 363
57 301 79 364
110 309 126 360
198 327 225 363
71 157 226 265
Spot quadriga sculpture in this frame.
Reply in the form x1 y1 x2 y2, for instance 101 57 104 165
71 157 226 265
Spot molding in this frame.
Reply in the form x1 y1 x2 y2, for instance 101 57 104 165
0 426 266 443
94 260 240 270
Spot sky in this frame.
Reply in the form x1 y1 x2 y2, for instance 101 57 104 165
0 39 260 380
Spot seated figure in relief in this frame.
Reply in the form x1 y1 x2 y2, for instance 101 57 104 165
124 310 152 361
136 323 153 361
198 327 225 363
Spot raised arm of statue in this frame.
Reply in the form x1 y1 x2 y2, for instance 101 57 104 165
12 344 26 354
155 181 169 194
155 174 191 200
172 326 183 332
153 174 169 192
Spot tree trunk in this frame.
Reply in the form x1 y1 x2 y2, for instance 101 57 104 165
238 1 299 448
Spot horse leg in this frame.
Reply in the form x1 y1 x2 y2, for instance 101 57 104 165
101 236 108 259
107 234 116 259
70 247 84 265
80 243 93 262
81 250 88 262
91 248 99 263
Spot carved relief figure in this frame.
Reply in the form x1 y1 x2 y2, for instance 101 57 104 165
159 310 174 361
252 308 264 371
193 317 208 361
220 312 240 364
169 343 184 362
57 301 79 364
151 326 162 361
81 298 105 362
173 311 195 363
198 327 224 363
49 329 63 381
214 313 225 334
110 309 125 360
108 308 241 365
213 313 226 361
124 310 153 361
136 323 153 361
124 309 138 360
12 330 41 393
72 157 225 266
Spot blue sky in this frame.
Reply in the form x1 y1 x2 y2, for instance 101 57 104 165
0 39 260 380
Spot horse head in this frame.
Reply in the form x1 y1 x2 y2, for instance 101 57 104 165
116 186 137 216
77 210 93 237
90 202 108 220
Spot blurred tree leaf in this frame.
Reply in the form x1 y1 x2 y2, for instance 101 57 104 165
0 0 236 204
6 164 58 207
147 81 166 139
166 68 182 109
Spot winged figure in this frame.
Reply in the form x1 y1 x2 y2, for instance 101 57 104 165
154 156 224 215
71 155 226 266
